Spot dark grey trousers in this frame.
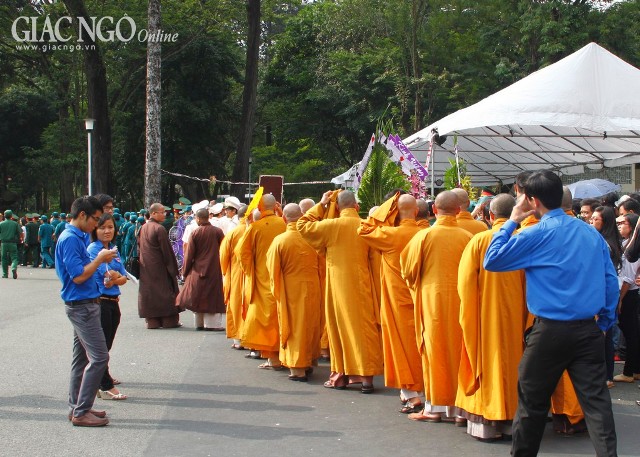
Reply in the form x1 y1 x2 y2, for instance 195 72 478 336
65 302 109 417
512 317 617 457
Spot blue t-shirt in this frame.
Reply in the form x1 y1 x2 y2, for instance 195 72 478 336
87 241 127 297
55 224 100 302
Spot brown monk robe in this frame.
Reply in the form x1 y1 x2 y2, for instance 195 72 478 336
266 203 323 381
400 191 472 423
297 190 383 393
176 208 225 330
451 188 488 235
138 203 181 329
358 194 424 411
235 194 286 368
220 205 248 347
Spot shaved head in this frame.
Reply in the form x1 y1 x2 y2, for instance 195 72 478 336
252 209 261 221
299 198 315 213
398 194 417 220
237 204 248 219
337 190 357 209
451 188 470 208
489 194 516 219
283 203 303 223
149 203 164 213
562 186 573 210
416 199 430 220
260 194 276 211
434 191 460 216
368 206 379 217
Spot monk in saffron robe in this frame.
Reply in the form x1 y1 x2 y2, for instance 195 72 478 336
367 206 382 307
400 191 472 422
297 190 383 393
452 188 487 235
266 204 323 381
455 194 528 441
301 198 331 362
235 195 286 368
219 205 248 348
358 193 424 411
416 199 431 228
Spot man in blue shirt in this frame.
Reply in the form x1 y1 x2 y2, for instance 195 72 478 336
484 170 618 457
55 196 117 427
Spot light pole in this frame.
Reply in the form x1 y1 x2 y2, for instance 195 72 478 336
85 118 95 195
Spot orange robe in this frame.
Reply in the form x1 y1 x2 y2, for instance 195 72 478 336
235 210 286 352
456 210 488 235
220 223 246 339
400 215 472 407
297 205 383 376
266 222 323 368
456 218 528 421
416 219 430 228
359 216 423 391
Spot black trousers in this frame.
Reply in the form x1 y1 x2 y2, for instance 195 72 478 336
512 317 617 457
99 297 122 391
618 289 640 376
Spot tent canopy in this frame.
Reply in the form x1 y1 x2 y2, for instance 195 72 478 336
404 43 640 187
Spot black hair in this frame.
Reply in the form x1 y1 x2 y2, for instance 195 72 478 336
94 193 114 208
624 213 639 234
514 171 533 194
580 198 599 211
621 199 640 214
594 206 622 270
91 213 117 243
600 192 618 208
69 196 102 219
383 188 408 200
524 170 562 210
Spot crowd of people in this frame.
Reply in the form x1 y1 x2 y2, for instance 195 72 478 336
1 170 635 456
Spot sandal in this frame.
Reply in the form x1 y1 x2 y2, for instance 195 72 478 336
98 389 127 400
399 401 423 414
258 362 283 371
230 344 244 350
361 384 374 394
112 378 121 386
288 375 308 382
323 380 347 390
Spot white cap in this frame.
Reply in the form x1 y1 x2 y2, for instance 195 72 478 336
209 202 224 215
615 195 631 207
192 199 210 213
224 196 241 210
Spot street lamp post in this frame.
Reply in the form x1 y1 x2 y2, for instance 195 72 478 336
85 118 95 195
248 155 253 201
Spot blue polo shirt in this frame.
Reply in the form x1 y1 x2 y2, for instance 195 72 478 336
87 241 127 297
484 208 619 331
55 224 100 302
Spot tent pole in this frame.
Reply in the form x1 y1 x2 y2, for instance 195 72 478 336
431 149 435 196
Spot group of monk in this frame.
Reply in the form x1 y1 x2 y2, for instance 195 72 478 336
218 182 588 445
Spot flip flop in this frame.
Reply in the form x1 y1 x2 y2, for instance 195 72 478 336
258 362 283 371
399 402 423 414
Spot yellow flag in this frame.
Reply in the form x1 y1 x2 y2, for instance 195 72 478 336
243 186 264 220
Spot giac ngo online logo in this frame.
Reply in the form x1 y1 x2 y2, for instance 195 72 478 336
11 15 178 53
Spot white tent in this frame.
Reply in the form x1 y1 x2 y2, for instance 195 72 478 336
403 43 640 186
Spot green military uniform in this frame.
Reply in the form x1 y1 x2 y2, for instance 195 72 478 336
25 216 40 267
0 210 22 278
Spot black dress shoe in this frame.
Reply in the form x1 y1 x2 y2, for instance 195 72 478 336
196 327 204 331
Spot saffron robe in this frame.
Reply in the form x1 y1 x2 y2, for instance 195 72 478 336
455 218 528 420
457 210 488 235
359 217 423 391
297 205 383 376
266 222 323 368
416 219 430 228
176 222 225 314
138 219 180 319
235 210 286 352
400 215 472 406
220 223 247 339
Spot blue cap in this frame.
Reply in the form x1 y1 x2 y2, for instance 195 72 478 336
52 212 59 217
124 212 130 218
40 215 47 220
185 205 192 212
113 208 120 213
60 212 67 218
137 216 145 223
130 215 137 221
113 213 121 220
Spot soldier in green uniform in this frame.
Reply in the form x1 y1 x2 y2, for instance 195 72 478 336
53 212 68 242
38 214 55 268
50 211 62 229
25 214 40 267
0 210 23 279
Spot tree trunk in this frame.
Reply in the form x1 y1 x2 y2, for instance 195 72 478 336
145 0 162 207
62 0 113 196
232 0 261 200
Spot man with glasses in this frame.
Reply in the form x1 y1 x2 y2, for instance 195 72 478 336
137 203 181 329
55 196 118 426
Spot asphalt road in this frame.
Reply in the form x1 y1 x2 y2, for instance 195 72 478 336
1 266 638 456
